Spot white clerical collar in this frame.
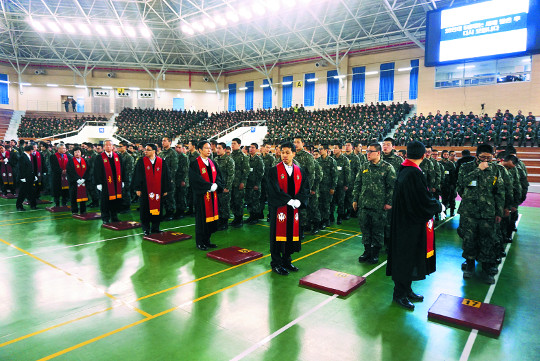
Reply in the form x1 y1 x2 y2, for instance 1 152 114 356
76 157 81 163
149 157 156 164
284 163 293 176
201 157 209 166
106 152 112 157
26 153 32 160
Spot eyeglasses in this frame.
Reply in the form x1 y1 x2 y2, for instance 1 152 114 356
478 155 493 161
366 150 379 154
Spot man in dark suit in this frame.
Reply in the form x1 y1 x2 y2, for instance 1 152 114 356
16 145 37 211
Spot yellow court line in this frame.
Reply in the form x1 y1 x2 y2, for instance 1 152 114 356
38 234 357 361
0 229 343 349
0 238 151 318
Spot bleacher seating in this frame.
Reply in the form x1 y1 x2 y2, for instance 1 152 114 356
0 108 14 140
17 111 110 139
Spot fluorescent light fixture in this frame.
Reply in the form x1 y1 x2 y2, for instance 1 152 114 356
77 23 92 35
457 65 475 69
181 24 194 35
102 86 113 89
365 71 378 75
62 23 76 34
226 11 239 23
0 80 9 84
191 21 205 33
155 88 164 91
95 24 107 36
203 18 216 30
522 58 531 62
46 84 59 87
398 67 412 72
221 89 229 93
30 19 46 32
252 3 266 15
266 2 281 12
20 82 31 86
238 7 252 19
46 21 61 33
181 89 192 92
306 78 318 82
123 25 137 37
214 15 227 26
206 90 217 93
129 87 140 90
109 24 122 37
239 87 248 91
140 26 152 38
260 84 270 88
281 81 293 86
75 85 87 88
333 75 346 79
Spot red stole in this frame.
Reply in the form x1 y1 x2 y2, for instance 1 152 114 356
276 162 302 242
402 159 435 259
101 152 122 200
0 151 13 185
55 153 69 190
143 156 163 216
197 157 219 223
73 157 88 202
32 151 43 185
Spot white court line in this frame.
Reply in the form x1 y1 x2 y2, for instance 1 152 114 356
0 223 196 260
458 214 521 361
230 261 388 361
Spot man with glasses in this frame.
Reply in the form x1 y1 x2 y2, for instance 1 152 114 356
457 144 504 284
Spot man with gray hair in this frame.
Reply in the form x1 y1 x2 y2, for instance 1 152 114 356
50 143 71 207
94 140 125 224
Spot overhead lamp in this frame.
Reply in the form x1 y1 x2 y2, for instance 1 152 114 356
252 3 266 15
46 84 59 87
181 89 192 92
333 75 346 79
77 23 91 35
282 81 293 86
129 87 140 90
109 24 122 37
221 89 229 93
191 21 205 33
95 24 107 36
123 25 137 38
522 58 531 62
226 11 239 23
239 87 248 91
30 19 46 32
214 15 227 26
365 71 378 75
203 18 216 30
102 86 113 89
260 84 270 88
46 21 61 33
181 24 194 35
457 65 475 69
266 2 281 12
140 26 152 38
238 7 252 19
206 90 216 93
398 67 412 72
306 78 318 82
75 85 87 88
155 88 164 91
20 82 31 86
62 23 76 34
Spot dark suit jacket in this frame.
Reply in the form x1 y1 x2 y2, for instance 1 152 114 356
17 152 35 183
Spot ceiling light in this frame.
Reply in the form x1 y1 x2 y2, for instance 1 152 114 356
123 25 137 38
109 24 122 37
191 21 205 32
46 21 61 33
181 89 192 92
306 78 318 82
365 71 378 75
75 85 87 88
77 23 91 35
282 81 293 86
239 87 248 90
221 89 229 93
252 3 266 15
181 24 194 35
129 87 140 90
46 84 58 87
214 15 227 26
102 86 113 89
140 26 152 38
95 24 107 36
203 18 216 30
226 11 239 23
333 75 346 79
398 67 412 72
266 2 281 12
206 90 216 93
260 84 270 88
30 19 46 32
62 23 76 34
238 7 252 19
20 83 31 86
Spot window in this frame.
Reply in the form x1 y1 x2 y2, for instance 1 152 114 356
379 62 395 101
327 70 339 105
282 76 293 108
245 81 254 110
263 78 272 109
351 67 365 104
0 74 8 105
228 83 236 111
304 73 315 107
409 59 419 100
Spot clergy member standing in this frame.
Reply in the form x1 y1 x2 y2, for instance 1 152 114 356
16 145 37 211
188 140 224 250
386 141 442 310
67 147 90 215
0 144 15 196
133 143 171 236
266 141 309 275
50 143 71 207
94 140 124 224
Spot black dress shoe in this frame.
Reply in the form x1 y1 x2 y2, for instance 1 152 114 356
197 244 208 251
207 243 218 248
164 215 174 221
407 291 424 302
111 218 121 223
30 206 38 210
272 266 289 275
283 264 299 272
143 230 151 236
16 206 26 211
393 296 415 310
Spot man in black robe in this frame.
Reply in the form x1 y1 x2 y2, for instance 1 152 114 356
188 140 224 250
133 143 171 235
386 141 442 310
50 143 71 207
94 140 125 224
66 147 90 215
16 145 37 211
266 141 309 275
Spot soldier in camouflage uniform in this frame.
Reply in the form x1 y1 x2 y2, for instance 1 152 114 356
354 142 367 166
344 141 361 219
230 138 250 228
457 144 504 284
498 153 522 244
439 150 457 216
158 137 178 220
118 141 134 213
293 137 316 238
259 143 275 220
318 144 338 229
331 142 350 225
215 142 235 230
419 146 437 194
506 146 529 237
381 137 403 248
186 140 200 216
246 143 265 225
174 143 189 219
310 151 323 234
352 143 396 264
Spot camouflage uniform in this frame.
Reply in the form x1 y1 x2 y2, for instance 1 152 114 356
118 150 134 211
317 155 337 227
344 152 361 217
419 157 437 192
187 150 199 213
246 154 264 221
457 161 504 278
175 152 189 217
331 153 350 223
215 153 235 227
309 158 323 232
259 152 275 217
294 149 316 231
352 160 396 254
158 147 178 217
230 149 250 225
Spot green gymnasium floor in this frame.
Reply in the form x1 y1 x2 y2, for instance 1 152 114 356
0 199 539 361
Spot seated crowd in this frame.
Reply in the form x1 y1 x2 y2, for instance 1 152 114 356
394 109 538 147
17 114 108 139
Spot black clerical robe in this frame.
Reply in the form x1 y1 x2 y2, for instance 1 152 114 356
188 157 224 246
50 152 71 199
267 162 309 268
386 160 441 285
16 153 36 208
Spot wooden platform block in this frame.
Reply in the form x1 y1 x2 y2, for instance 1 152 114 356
46 206 71 213
1 193 17 199
72 212 101 220
428 293 505 336
24 199 52 205
102 221 141 230
299 268 366 296
143 231 192 244
207 246 263 265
